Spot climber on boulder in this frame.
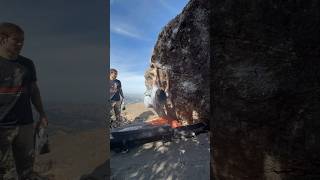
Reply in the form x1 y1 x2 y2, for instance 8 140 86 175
144 65 168 118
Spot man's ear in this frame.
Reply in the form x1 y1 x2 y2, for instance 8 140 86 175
0 34 8 46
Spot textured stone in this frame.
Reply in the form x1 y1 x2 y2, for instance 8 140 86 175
210 0 320 179
145 0 210 125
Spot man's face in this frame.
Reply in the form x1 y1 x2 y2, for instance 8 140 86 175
110 71 117 80
0 32 24 59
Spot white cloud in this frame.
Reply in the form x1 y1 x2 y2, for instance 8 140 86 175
158 0 177 13
111 26 142 39
110 22 152 41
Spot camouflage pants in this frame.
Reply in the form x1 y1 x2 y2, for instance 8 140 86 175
110 101 121 128
0 124 35 180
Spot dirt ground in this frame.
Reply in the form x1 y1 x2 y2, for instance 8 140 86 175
111 103 210 180
111 133 210 180
34 103 210 180
34 128 109 180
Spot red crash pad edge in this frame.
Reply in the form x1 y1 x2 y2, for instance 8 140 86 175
146 117 182 128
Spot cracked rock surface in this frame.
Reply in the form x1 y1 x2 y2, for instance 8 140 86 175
145 0 210 125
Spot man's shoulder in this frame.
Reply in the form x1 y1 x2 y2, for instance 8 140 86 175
17 55 34 64
111 79 121 84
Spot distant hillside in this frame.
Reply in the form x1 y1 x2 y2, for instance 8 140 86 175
35 97 143 136
33 95 143 136
124 93 144 104
34 103 106 135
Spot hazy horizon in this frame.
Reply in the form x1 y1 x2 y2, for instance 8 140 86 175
1 0 109 104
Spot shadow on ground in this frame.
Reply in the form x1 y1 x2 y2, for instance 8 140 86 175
133 111 155 122
80 160 109 180
110 133 210 180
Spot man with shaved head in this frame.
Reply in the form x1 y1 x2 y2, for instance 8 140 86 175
0 22 48 180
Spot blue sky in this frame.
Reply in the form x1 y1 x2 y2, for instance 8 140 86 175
110 0 189 96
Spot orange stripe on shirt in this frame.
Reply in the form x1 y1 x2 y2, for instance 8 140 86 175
0 86 26 93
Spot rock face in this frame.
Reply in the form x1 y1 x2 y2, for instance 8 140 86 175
210 0 320 179
145 0 210 125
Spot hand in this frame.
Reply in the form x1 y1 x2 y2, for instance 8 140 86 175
36 114 48 129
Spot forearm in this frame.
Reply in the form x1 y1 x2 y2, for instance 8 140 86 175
31 83 46 116
120 89 124 99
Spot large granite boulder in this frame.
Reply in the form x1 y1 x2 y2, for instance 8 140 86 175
145 0 210 125
210 0 320 179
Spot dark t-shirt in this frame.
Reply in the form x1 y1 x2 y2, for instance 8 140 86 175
0 55 37 127
110 79 122 101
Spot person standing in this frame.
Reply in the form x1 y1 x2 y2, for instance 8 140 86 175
0 22 48 180
109 68 124 127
